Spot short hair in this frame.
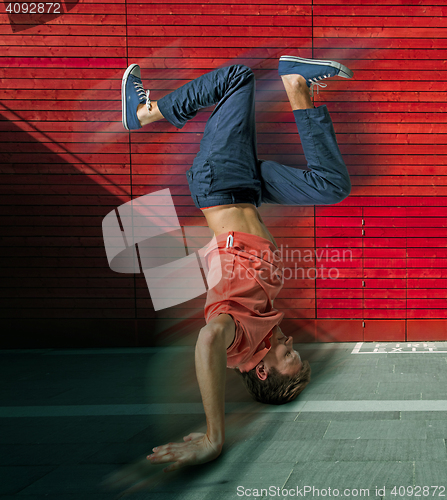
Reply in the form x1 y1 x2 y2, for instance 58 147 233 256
235 360 311 405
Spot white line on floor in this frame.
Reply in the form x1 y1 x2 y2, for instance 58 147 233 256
354 351 447 354
350 342 447 354
1 400 447 417
351 342 363 353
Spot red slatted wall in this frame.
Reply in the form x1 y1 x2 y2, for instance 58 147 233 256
1 0 446 347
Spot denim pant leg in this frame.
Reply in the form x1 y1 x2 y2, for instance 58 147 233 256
157 65 261 209
259 105 351 206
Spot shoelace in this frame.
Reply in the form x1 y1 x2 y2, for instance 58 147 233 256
310 81 327 97
145 89 151 113
133 79 152 112
308 74 330 97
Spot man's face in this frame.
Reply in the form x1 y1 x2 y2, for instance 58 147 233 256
261 327 302 377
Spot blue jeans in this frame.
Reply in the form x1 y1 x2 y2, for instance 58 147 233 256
157 64 351 209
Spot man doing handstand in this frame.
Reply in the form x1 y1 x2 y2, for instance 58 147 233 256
121 55 353 472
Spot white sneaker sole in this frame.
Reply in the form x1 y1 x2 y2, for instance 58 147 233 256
121 63 140 130
279 55 353 79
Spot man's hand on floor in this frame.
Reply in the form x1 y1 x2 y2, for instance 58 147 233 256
100 432 222 498
147 432 222 472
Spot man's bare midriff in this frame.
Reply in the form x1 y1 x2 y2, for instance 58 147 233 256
202 203 278 249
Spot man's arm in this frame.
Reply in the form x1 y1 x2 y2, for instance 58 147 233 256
147 314 235 472
195 313 235 446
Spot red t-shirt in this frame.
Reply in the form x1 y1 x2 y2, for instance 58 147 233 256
204 231 284 372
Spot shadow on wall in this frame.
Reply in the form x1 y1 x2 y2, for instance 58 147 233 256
0 111 175 348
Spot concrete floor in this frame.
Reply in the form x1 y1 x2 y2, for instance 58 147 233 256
1 342 447 499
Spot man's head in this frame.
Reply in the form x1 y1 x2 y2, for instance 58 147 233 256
235 328 311 405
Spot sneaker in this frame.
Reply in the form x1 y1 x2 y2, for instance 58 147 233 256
278 55 353 87
121 64 150 130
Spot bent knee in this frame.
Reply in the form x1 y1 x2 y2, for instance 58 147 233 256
325 177 352 205
231 64 254 78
